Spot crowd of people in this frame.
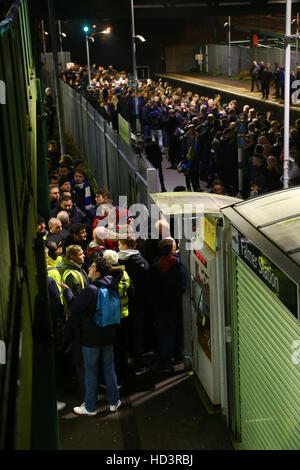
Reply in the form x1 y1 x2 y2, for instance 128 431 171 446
60 62 300 197
40 140 187 416
41 61 300 417
249 60 300 102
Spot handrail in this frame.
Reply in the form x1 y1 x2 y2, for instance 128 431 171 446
0 0 20 30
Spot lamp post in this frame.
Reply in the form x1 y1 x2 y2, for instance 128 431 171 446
130 0 146 137
83 26 111 89
58 20 66 55
83 26 92 88
41 19 48 54
224 17 231 77
284 0 292 189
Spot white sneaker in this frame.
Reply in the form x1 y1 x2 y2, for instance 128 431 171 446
57 401 66 411
109 400 121 412
73 403 97 416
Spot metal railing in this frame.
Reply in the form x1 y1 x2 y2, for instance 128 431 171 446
60 81 158 208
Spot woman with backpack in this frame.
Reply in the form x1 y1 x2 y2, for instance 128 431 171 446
60 256 121 416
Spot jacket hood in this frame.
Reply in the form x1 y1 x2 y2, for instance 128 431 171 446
117 250 139 261
156 255 178 273
92 275 118 291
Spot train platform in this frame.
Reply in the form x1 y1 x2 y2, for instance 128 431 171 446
156 72 300 123
58 360 234 452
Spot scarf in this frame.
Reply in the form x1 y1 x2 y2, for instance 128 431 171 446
72 179 92 210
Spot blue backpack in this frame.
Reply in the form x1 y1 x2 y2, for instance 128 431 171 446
93 286 120 327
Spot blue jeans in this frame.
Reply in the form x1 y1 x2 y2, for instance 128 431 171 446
82 345 120 413
151 129 164 152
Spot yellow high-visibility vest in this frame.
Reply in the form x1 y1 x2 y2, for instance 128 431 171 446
61 269 86 316
118 271 131 319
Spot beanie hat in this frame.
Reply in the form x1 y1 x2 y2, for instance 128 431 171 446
103 249 118 265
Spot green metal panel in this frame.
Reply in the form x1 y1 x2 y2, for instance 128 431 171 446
234 255 300 450
0 0 58 449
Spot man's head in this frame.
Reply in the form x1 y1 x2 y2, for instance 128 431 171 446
95 188 111 205
49 184 60 202
212 179 225 195
158 237 176 257
57 211 70 227
59 176 71 192
70 223 87 242
60 196 73 213
58 164 71 178
118 236 136 251
74 170 85 185
48 140 57 152
253 153 265 167
46 240 58 260
48 218 63 234
154 219 170 238
37 214 46 233
223 128 234 140
65 244 85 266
88 257 111 281
93 226 108 244
73 159 86 172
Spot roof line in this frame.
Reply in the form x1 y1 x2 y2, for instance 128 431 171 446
257 212 300 229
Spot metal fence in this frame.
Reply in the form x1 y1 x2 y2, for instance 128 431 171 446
166 44 298 76
60 81 158 208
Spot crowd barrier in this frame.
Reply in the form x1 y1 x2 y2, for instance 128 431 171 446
60 81 158 207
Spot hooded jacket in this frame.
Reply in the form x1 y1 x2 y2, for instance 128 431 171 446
150 255 187 309
63 275 118 347
118 250 149 309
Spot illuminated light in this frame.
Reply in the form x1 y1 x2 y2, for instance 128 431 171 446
83 26 89 33
194 250 207 267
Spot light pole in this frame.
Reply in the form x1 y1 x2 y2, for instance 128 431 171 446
284 0 292 189
83 26 111 89
130 0 146 136
58 20 66 71
83 26 92 88
224 17 231 77
58 20 66 55
41 19 48 54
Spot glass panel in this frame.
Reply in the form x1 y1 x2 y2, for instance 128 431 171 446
261 217 300 254
235 189 300 227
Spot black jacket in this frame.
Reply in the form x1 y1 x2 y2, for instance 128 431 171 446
145 142 163 168
117 250 149 310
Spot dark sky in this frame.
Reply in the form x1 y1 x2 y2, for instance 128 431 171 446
36 0 296 75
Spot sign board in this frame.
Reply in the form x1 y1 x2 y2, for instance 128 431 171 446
118 114 131 146
204 216 216 252
232 228 299 319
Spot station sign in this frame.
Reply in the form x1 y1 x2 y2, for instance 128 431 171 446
232 228 299 319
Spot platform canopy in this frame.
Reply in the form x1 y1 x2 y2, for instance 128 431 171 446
150 191 241 217
221 187 300 269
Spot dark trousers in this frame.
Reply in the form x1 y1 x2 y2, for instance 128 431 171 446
262 83 270 99
168 135 181 165
128 309 145 369
155 308 179 368
251 77 260 92
156 163 166 191
114 317 129 383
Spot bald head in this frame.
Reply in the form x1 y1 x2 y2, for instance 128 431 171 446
48 218 63 234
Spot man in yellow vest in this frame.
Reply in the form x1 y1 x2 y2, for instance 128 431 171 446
103 250 134 387
58 244 89 399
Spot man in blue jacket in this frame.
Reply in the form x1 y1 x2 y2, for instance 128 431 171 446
60 257 121 416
